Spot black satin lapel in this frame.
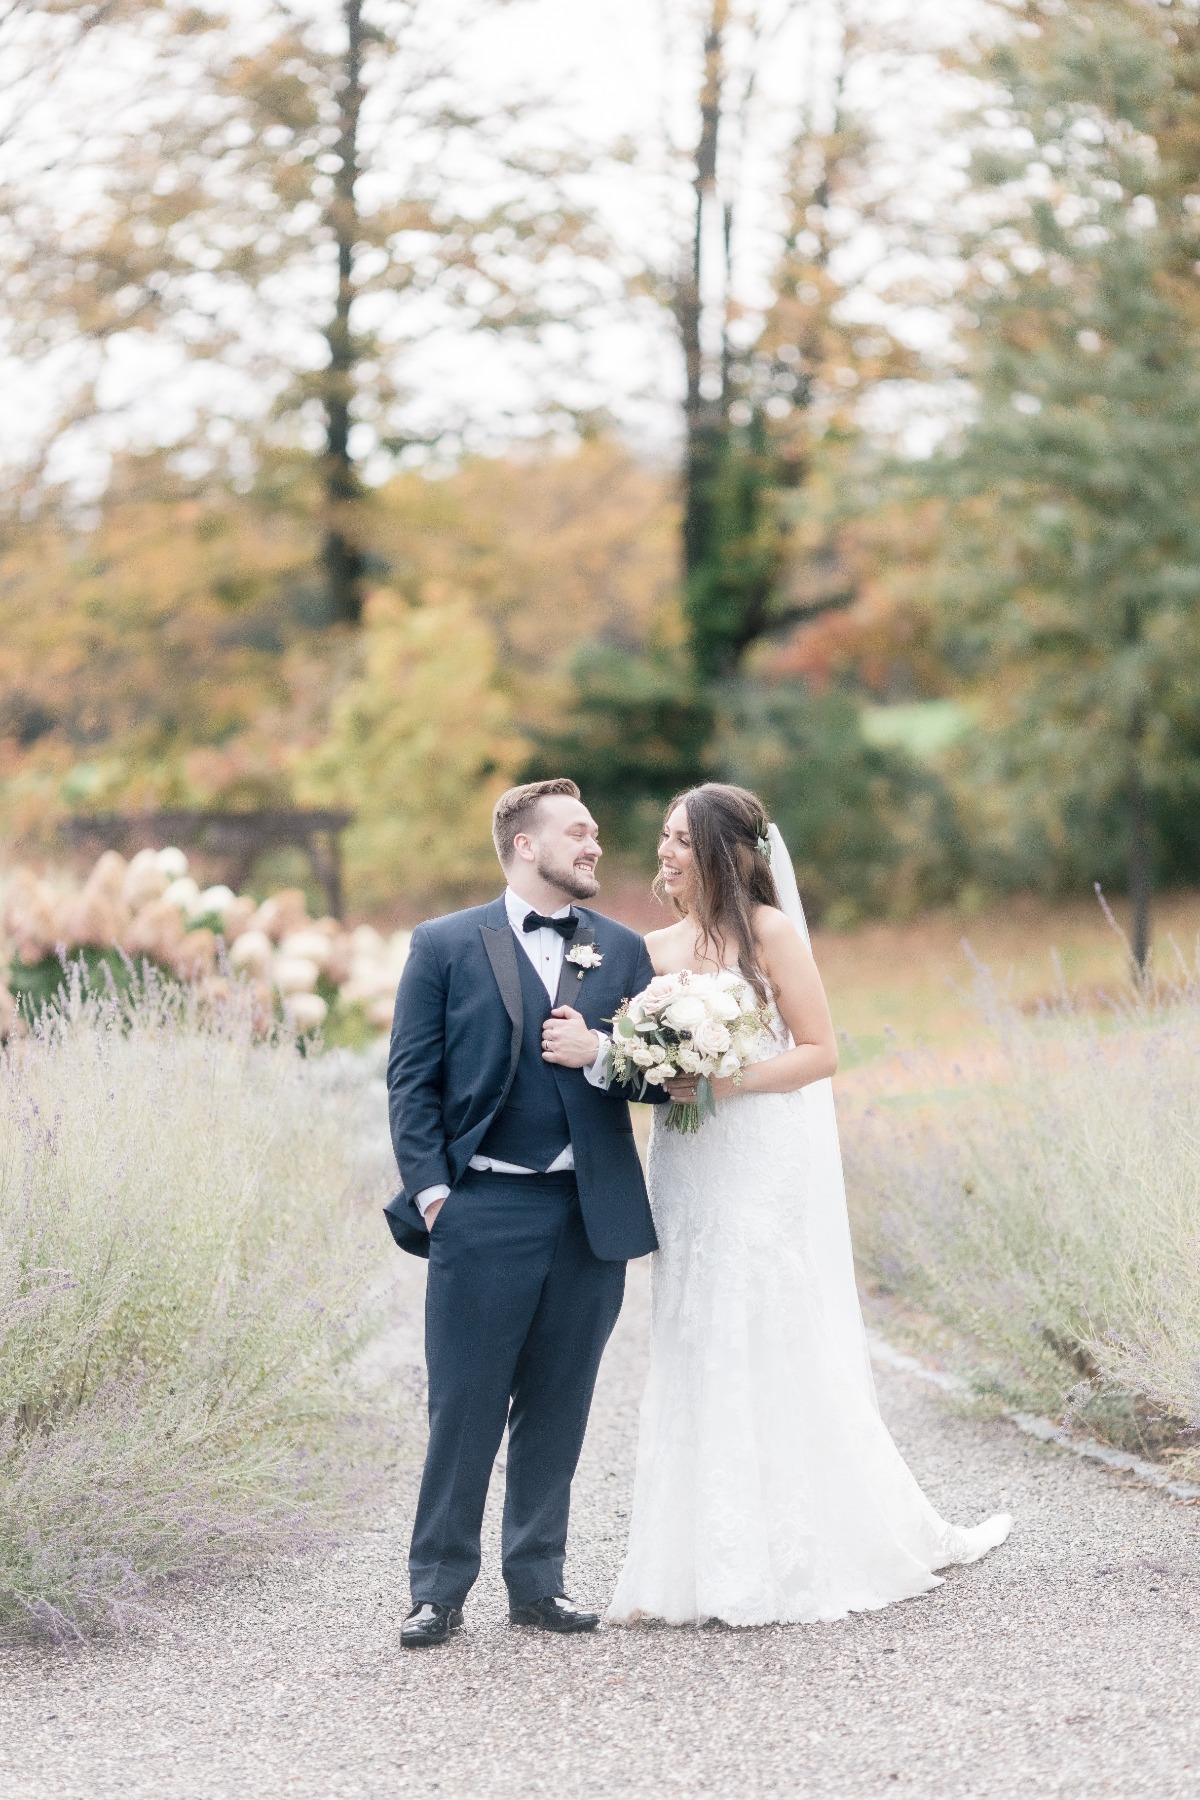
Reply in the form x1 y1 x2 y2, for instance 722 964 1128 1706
481 925 523 1087
555 920 596 1008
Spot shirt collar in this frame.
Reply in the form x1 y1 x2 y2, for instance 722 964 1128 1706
505 887 573 930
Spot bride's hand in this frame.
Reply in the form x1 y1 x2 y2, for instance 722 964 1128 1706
663 1074 740 1102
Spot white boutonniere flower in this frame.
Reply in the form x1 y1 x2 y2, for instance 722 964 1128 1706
566 943 604 969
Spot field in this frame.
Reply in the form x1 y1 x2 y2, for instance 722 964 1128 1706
817 893 1200 1468
0 980 394 1640
4 883 1199 1639
603 877 1200 1054
815 889 1200 1054
620 882 1200 1465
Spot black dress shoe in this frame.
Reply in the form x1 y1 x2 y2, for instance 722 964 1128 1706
401 1602 463 1648
509 1594 600 1634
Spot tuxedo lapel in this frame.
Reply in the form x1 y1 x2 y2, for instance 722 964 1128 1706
480 898 523 1095
555 916 596 1008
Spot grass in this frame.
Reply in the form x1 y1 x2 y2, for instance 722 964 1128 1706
839 948 1200 1470
0 973 393 1640
815 888 1200 1058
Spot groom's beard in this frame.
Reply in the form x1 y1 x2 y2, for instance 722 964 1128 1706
536 849 601 903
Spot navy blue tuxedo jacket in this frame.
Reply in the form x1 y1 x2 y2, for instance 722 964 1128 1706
384 897 662 1262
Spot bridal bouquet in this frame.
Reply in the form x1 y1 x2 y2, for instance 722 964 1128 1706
608 968 768 1133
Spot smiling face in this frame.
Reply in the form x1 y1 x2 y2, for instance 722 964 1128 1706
513 794 602 902
658 803 696 907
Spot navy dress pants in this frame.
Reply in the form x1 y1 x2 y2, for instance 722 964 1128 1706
409 1168 626 1609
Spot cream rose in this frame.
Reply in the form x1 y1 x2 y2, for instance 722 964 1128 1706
693 1018 731 1058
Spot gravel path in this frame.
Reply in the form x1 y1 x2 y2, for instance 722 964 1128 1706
3 1254 1199 1800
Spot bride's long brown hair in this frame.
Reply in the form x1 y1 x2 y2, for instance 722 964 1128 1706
653 782 782 1005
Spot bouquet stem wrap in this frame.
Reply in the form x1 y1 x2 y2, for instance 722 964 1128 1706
665 1075 717 1134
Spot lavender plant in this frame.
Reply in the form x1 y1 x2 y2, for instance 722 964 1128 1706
840 955 1200 1468
0 975 392 1640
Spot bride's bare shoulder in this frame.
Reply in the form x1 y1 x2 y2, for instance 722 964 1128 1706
643 921 686 973
753 904 810 958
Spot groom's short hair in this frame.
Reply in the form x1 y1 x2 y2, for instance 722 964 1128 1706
493 778 581 864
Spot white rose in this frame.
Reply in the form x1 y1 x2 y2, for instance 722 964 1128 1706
644 1062 675 1085
739 985 761 1014
662 995 709 1032
627 1040 657 1069
644 974 682 1005
714 968 743 992
706 990 741 1022
676 1046 702 1074
717 1051 742 1077
693 1018 731 1058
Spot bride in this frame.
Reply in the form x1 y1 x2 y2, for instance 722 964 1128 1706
608 782 1010 1628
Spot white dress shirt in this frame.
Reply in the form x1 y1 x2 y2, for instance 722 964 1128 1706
414 889 611 1218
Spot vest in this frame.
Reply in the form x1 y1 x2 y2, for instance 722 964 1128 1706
477 935 572 1170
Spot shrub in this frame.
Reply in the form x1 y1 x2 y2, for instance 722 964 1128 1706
0 976 392 1639
718 681 968 923
841 960 1200 1467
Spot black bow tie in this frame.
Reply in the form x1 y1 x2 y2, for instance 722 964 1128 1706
522 910 578 939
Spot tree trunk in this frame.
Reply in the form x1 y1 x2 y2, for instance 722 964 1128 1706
680 1 730 606
321 0 366 625
1127 730 1152 978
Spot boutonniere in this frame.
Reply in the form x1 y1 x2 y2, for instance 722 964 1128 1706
566 943 604 970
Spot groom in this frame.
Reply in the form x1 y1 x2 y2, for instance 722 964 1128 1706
384 777 661 1648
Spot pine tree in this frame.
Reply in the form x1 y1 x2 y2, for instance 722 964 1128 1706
941 0 1200 968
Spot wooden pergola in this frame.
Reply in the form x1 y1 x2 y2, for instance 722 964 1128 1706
61 808 354 919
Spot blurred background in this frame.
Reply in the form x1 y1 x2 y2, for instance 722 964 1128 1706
5 0 1200 1024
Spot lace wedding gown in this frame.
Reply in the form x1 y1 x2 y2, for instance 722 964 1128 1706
608 1002 1011 1629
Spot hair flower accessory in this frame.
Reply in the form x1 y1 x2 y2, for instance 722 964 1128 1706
566 943 603 970
755 832 772 862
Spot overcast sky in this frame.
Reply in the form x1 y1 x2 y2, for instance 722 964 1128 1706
0 0 985 494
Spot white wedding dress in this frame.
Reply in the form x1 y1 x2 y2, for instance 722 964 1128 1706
608 829 1011 1629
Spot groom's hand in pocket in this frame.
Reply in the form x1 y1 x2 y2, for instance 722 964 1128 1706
542 1007 601 1068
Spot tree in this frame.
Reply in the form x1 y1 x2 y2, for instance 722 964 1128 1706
667 1 918 681
523 643 715 850
717 681 964 923
3 0 610 621
0 456 335 841
298 585 525 907
940 0 1200 967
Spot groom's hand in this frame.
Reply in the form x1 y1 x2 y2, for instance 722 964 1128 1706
542 1006 601 1068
